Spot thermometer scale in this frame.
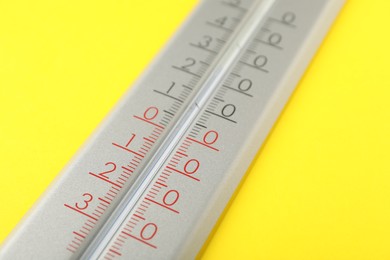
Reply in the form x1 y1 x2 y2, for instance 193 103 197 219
0 0 344 259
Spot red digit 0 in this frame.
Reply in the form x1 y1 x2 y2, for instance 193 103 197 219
143 106 159 120
184 159 200 175
203 130 219 145
140 223 158 241
162 190 180 206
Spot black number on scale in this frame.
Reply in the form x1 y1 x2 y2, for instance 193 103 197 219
253 55 268 69
225 0 241 6
166 82 175 94
198 35 212 48
267 33 282 46
282 12 296 26
214 16 228 27
181 58 196 71
221 104 236 117
238 79 252 92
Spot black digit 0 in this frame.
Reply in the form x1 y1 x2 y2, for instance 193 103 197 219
268 33 282 46
282 12 296 25
238 79 252 92
181 58 196 70
253 55 267 68
221 104 236 117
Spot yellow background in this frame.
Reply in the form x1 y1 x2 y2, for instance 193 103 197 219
1 0 389 259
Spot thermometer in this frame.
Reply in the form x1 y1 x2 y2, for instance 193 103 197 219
0 0 344 259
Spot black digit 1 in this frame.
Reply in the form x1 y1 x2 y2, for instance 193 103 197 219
221 104 236 117
167 82 175 94
181 58 196 70
238 79 252 92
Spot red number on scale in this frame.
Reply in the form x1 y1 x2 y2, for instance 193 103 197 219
64 193 97 221
75 193 93 210
143 106 159 120
134 106 164 130
112 133 142 157
140 223 158 240
166 157 200 181
203 130 219 145
162 190 180 206
89 162 116 179
184 159 200 175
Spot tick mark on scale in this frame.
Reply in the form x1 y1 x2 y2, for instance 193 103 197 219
204 110 237 124
88 172 123 188
166 166 200 182
133 214 145 221
221 1 248 12
109 248 122 256
73 231 86 239
121 231 157 249
176 151 188 157
206 21 234 32
133 115 165 129
189 43 218 54
186 137 219 151
153 90 184 103
144 197 179 214
112 142 144 158
171 66 201 78
155 181 167 187
254 38 283 50
239 60 269 73
64 204 98 221
222 84 253 97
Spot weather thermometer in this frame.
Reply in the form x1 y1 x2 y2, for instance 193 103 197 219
0 0 344 259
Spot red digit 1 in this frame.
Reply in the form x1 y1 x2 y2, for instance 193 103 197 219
203 130 219 145
140 223 158 240
75 193 93 210
162 190 180 206
144 106 159 120
184 159 200 175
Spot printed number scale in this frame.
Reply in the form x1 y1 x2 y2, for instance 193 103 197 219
0 0 344 259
